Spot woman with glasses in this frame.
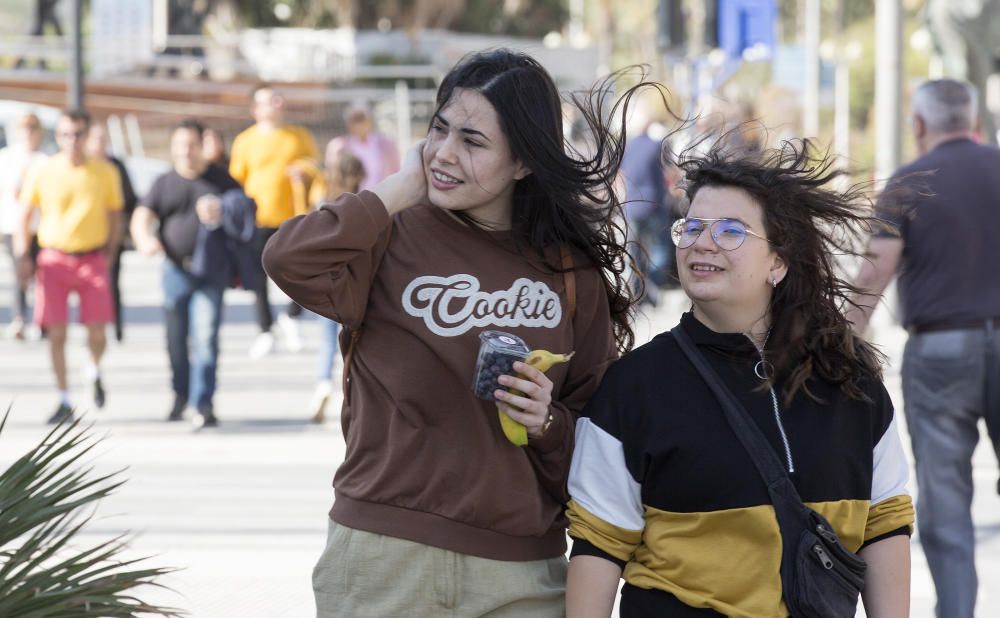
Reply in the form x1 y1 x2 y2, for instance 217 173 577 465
564 141 914 617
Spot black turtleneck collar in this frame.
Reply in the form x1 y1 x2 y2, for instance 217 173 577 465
679 311 760 358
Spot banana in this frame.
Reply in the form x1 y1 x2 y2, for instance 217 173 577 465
496 349 575 446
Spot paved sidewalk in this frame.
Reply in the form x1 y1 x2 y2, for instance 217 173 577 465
0 253 998 617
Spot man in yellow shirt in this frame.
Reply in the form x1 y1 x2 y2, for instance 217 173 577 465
17 109 123 424
230 84 319 358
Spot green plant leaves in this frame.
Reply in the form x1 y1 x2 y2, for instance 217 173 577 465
0 408 182 617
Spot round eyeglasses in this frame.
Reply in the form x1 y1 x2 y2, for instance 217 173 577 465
670 217 772 251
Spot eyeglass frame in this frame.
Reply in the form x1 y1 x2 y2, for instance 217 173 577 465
670 216 774 251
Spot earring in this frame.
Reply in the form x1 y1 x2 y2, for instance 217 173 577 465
770 277 777 289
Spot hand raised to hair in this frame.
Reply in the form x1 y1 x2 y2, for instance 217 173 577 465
371 139 427 216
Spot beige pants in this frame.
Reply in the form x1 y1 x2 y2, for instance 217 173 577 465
313 520 567 618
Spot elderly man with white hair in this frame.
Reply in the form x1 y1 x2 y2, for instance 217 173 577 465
847 78 1000 618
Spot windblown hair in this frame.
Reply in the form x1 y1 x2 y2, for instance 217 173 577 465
679 139 886 402
434 49 669 352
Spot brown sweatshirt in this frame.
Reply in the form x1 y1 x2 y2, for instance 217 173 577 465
262 191 617 561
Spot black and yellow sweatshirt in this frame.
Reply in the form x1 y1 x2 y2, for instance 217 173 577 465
567 313 913 617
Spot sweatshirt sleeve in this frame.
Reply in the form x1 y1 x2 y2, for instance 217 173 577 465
862 388 914 548
566 361 644 567
261 190 391 329
525 264 617 504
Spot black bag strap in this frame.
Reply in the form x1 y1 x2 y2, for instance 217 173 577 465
559 244 576 322
670 326 809 536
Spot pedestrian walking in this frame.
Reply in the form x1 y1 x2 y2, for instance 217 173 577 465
324 100 400 192
86 123 137 342
203 127 228 170
130 119 248 428
620 107 674 305
17 109 123 423
847 78 1000 618
305 147 365 423
14 0 63 69
263 49 639 617
566 141 914 617
229 84 319 358
0 112 47 339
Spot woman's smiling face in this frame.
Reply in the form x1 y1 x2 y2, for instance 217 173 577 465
422 88 530 228
677 185 786 318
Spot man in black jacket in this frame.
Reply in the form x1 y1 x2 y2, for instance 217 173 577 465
86 124 137 342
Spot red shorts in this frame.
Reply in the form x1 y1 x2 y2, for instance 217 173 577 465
34 248 114 327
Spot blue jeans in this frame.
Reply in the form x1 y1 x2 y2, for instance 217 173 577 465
317 315 339 381
902 323 1000 618
163 262 224 410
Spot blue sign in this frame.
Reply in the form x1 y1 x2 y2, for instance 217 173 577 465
718 0 777 60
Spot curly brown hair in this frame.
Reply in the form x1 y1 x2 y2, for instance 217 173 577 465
678 138 887 403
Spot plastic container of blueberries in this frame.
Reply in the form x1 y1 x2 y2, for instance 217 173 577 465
472 330 530 401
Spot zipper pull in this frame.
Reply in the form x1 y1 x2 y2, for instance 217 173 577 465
815 523 838 543
813 544 834 569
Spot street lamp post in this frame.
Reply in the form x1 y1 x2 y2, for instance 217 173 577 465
875 0 902 183
803 0 821 138
69 0 84 110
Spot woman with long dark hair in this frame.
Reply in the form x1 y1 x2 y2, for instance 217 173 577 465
263 49 638 616
565 141 914 617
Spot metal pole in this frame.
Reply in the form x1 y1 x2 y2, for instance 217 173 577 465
835 63 850 159
69 0 84 110
395 80 412 152
803 0 821 138
875 0 902 183
833 0 849 185
568 0 585 47
834 61 851 192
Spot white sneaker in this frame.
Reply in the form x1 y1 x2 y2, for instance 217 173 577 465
277 313 303 353
248 332 275 359
4 318 25 340
308 380 333 423
22 324 41 341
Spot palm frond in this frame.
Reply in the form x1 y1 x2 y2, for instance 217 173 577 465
0 409 183 617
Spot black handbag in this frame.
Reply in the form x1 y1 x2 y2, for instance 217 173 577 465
671 326 867 618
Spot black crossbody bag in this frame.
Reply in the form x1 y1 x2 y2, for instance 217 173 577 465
671 326 867 618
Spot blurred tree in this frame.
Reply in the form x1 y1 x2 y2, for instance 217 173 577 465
452 0 566 37
926 0 1000 143
221 0 335 28
779 0 874 43
220 0 564 34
